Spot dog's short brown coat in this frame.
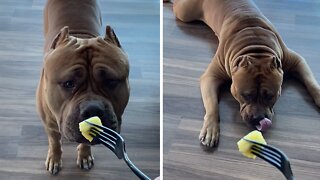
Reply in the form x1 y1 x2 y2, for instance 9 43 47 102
37 0 130 174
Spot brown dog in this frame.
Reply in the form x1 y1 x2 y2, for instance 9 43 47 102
173 0 320 147
36 0 130 175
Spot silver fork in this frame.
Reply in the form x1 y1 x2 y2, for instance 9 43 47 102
86 121 151 180
244 139 295 180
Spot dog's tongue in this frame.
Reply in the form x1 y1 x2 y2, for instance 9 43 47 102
256 118 272 132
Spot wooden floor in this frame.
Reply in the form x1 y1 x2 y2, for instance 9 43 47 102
164 1 320 180
0 0 159 179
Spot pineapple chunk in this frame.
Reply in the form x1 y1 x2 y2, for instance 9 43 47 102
79 116 102 142
237 130 267 159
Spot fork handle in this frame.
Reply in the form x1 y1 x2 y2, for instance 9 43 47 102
124 153 151 180
286 174 295 180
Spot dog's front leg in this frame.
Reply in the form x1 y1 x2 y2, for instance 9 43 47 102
199 59 226 148
285 48 320 107
77 143 94 170
43 120 62 175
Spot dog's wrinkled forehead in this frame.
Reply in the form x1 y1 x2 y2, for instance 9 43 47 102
88 37 129 73
44 36 129 79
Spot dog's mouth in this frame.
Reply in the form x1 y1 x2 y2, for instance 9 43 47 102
255 118 272 131
240 105 274 131
241 113 273 132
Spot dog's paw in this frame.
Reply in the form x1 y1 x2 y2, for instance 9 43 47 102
45 149 62 175
77 154 94 170
199 120 220 148
77 144 94 170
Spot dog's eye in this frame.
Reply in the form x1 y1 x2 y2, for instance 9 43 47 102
105 79 120 89
61 80 76 90
264 93 274 101
242 93 254 102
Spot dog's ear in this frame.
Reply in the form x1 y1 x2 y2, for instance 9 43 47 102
270 56 282 69
51 26 69 49
104 25 121 48
232 56 252 73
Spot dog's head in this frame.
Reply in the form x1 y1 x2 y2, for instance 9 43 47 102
42 26 129 143
230 55 283 128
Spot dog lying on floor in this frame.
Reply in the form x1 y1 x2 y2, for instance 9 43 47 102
172 0 320 147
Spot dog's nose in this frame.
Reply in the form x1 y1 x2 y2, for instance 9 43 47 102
252 115 265 124
253 115 265 121
80 101 105 120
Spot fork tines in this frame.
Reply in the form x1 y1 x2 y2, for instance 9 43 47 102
243 139 294 180
251 145 282 169
85 121 125 159
85 121 120 140
84 121 151 180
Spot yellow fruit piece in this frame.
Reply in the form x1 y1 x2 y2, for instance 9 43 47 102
237 130 267 159
79 116 102 142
